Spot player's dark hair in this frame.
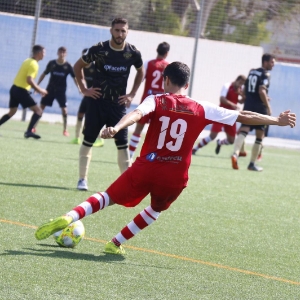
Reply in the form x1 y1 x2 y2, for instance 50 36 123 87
58 46 67 52
111 18 128 27
262 53 275 64
163 62 190 87
236 75 246 82
32 45 44 55
157 42 170 56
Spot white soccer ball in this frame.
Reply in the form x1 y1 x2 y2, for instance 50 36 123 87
53 220 85 248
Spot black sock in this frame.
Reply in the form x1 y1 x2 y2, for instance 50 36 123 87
0 114 11 126
63 114 67 131
27 113 41 132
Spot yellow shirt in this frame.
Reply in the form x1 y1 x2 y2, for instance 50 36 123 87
13 58 39 90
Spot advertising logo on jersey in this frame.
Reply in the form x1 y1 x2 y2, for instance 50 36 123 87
104 65 127 72
146 152 157 162
263 79 269 86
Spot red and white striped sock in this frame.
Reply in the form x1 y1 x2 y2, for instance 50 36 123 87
111 206 160 246
218 139 229 146
66 192 109 221
129 133 141 158
195 136 211 150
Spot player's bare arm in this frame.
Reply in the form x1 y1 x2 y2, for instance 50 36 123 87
74 58 101 99
37 73 46 85
27 76 47 97
237 110 296 128
101 109 143 138
118 66 145 107
220 96 238 110
259 86 271 115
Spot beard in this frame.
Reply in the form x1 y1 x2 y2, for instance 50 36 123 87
112 36 125 45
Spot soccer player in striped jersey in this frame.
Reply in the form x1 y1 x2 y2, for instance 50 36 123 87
35 62 296 255
129 42 170 159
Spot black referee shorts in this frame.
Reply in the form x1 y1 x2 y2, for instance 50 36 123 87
9 85 37 108
83 97 127 142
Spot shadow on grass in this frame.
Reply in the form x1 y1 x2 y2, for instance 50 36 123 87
0 181 74 191
1 247 126 262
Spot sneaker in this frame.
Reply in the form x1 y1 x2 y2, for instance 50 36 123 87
248 163 263 172
63 130 69 137
104 241 125 255
192 148 197 155
77 179 88 191
93 138 104 147
35 216 73 240
239 151 247 157
71 137 81 145
215 140 221 155
31 128 36 133
24 131 41 139
231 154 239 170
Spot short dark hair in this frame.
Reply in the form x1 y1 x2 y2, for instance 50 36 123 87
58 46 67 52
163 62 190 87
236 75 246 82
111 18 128 27
262 53 275 64
32 45 44 55
157 42 170 56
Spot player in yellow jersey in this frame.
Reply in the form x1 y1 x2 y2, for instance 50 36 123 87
0 45 47 139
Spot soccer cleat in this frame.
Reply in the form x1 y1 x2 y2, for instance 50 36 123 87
104 241 125 255
77 178 88 191
71 137 81 145
24 131 41 139
248 163 263 172
239 151 247 157
192 148 197 155
63 130 69 137
93 138 105 147
215 140 221 155
231 154 239 170
35 216 73 240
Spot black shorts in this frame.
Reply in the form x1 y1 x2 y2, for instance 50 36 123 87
83 97 127 142
78 97 88 114
242 101 268 132
9 85 37 108
41 88 67 108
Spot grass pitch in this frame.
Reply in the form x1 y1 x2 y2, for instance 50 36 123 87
0 120 300 299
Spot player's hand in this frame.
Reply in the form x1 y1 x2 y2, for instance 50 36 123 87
278 110 296 128
39 89 48 97
82 87 102 99
100 127 118 139
118 93 134 107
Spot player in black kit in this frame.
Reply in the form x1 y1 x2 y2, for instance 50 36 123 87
73 18 144 191
35 46 80 136
71 49 104 147
231 53 275 171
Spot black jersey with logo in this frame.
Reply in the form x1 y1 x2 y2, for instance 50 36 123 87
82 41 143 101
43 60 75 91
83 63 96 89
244 67 271 113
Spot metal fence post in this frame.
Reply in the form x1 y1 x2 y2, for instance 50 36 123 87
22 0 42 121
188 0 204 98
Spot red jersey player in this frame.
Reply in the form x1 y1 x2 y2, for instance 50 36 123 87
35 62 296 255
193 75 246 155
129 42 170 159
